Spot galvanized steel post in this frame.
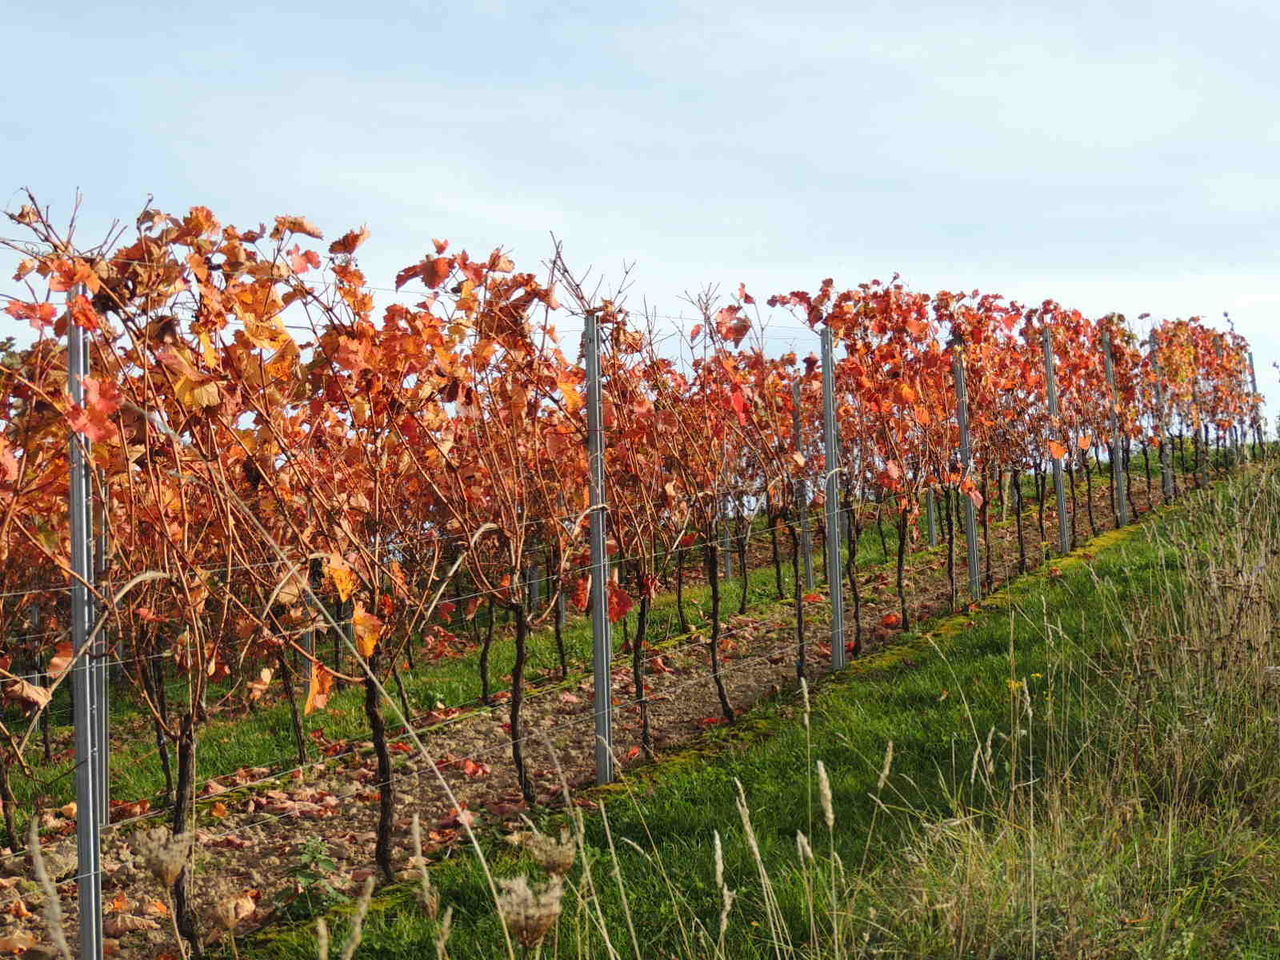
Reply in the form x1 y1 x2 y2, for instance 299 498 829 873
951 339 982 600
68 285 105 960
821 326 847 668
1102 329 1129 527
1249 351 1265 453
790 379 816 591
1149 330 1176 501
1042 326 1072 554
584 312 614 784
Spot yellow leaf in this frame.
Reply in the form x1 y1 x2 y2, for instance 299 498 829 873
265 337 300 382
240 316 292 352
1047 439 1068 460
197 331 219 367
353 602 383 659
175 375 221 408
326 553 357 602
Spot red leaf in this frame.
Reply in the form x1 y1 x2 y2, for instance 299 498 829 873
607 583 634 623
5 301 57 332
572 576 590 613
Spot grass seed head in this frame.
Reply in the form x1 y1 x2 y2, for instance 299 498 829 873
496 874 564 949
817 760 835 833
877 740 895 793
796 830 814 863
523 826 576 877
130 827 193 886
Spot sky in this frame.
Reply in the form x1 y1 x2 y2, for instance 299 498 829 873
2 0 1278 412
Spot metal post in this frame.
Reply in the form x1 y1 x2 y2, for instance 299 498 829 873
93 473 109 826
1101 330 1129 527
925 488 938 548
722 523 734 579
584 313 614 784
791 381 816 591
68 286 104 960
1249 351 1265 453
527 565 543 611
951 340 982 600
820 326 847 669
1042 327 1072 554
1149 331 1175 501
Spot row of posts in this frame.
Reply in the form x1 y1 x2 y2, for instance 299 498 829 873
64 311 1262 960
583 319 1256 786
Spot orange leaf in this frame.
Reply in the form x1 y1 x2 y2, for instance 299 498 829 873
47 642 74 680
305 663 335 715
328 226 371 256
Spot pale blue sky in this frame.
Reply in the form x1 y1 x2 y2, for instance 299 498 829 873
4 0 1279 410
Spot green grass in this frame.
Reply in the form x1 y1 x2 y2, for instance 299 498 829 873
244 457 1280 959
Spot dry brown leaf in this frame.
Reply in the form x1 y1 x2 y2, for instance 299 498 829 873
0 932 37 955
104 914 160 936
271 216 324 241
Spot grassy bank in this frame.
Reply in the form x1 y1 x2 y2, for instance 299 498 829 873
249 460 1280 959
